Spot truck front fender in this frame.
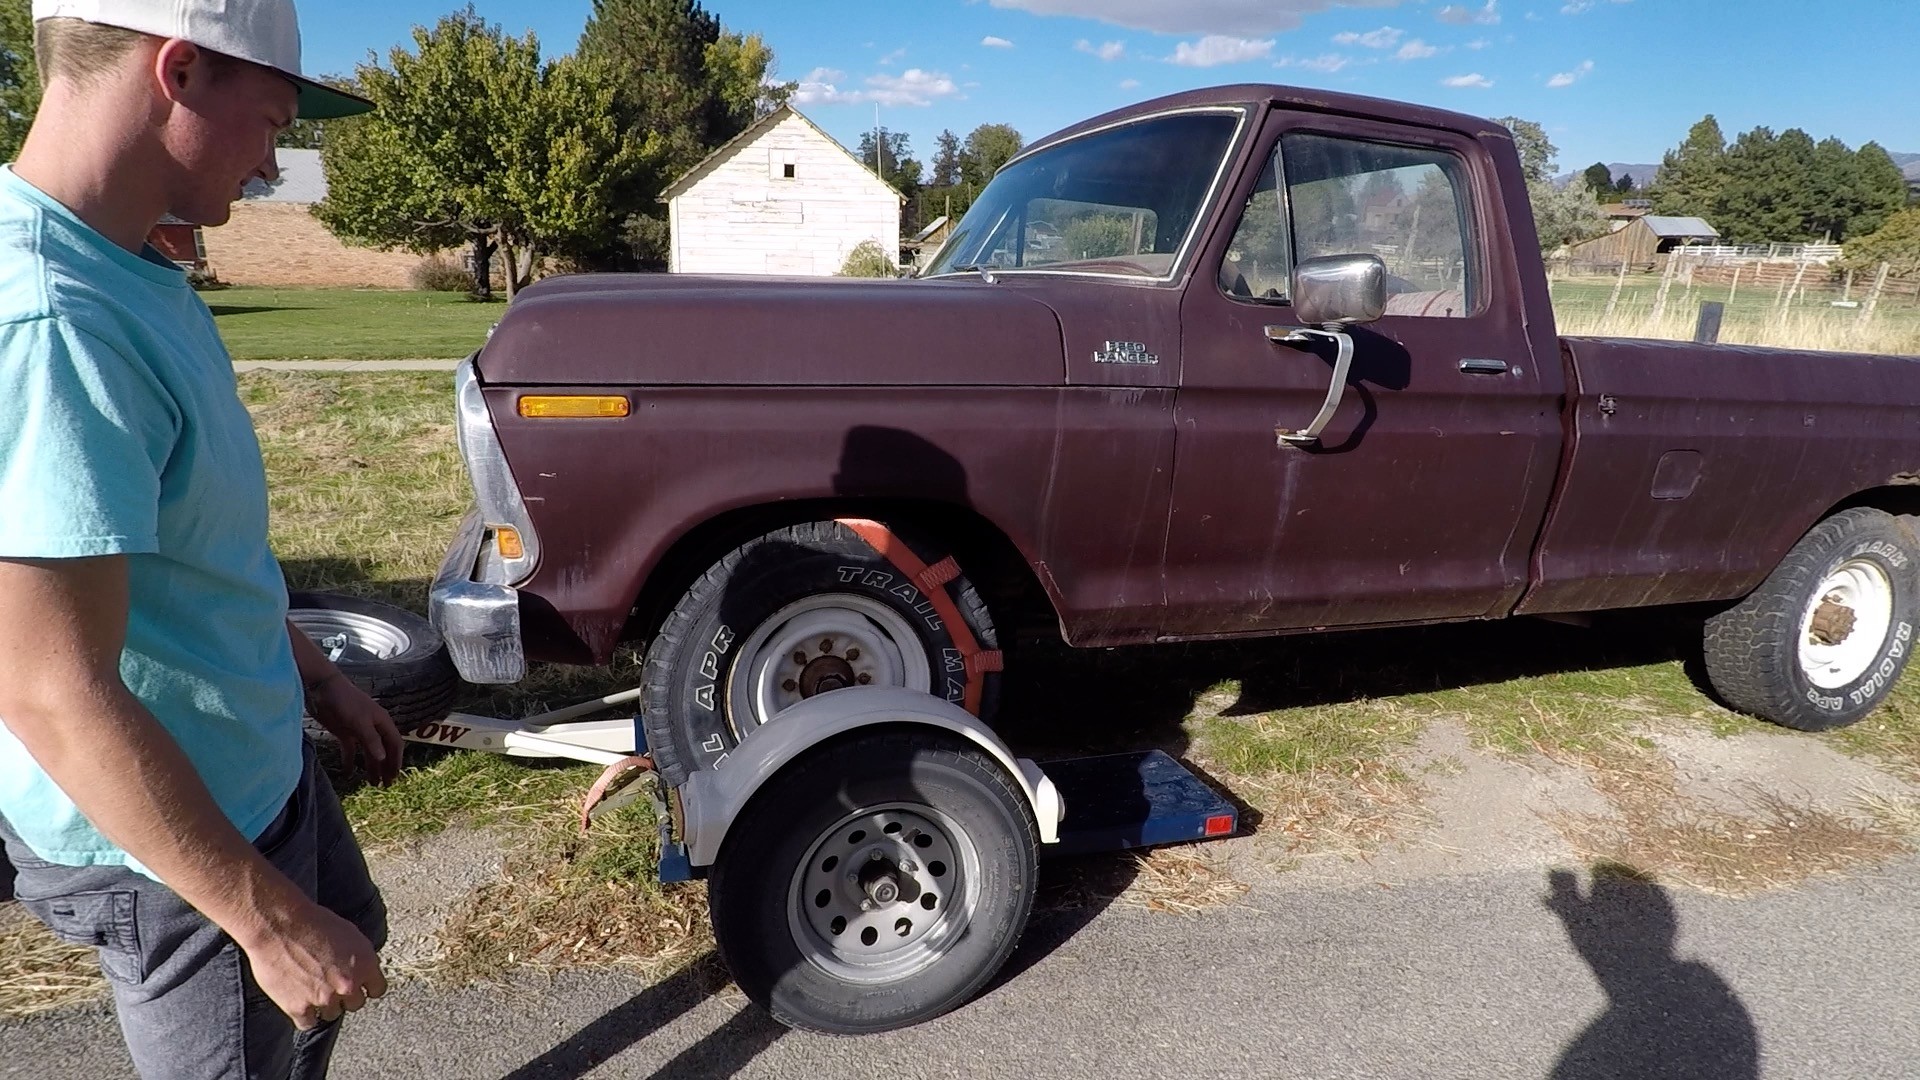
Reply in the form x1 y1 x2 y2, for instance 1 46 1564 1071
676 686 1064 867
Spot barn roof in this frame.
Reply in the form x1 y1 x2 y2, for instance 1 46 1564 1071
658 104 904 205
1643 215 1719 239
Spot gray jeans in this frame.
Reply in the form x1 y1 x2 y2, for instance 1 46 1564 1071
0 742 388 1080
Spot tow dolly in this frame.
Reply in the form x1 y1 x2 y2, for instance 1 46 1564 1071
400 683 1238 1034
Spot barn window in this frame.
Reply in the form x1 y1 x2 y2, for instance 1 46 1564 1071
771 151 797 181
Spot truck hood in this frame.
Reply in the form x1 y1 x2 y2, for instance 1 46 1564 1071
474 273 1067 386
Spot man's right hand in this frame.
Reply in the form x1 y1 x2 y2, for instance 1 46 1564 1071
235 898 387 1030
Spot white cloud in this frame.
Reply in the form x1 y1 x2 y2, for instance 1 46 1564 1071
1546 59 1594 87
1437 1 1500 25
1076 39 1128 61
1395 38 1441 59
1280 53 1354 73
982 35 1015 48
1169 35 1277 67
1120 78 1143 88
792 67 961 107
1563 0 1632 12
990 0 1407 37
878 47 908 66
1466 38 1491 49
1333 26 1404 48
1442 72 1494 88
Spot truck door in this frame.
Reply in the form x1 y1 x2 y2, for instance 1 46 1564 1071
1161 111 1564 636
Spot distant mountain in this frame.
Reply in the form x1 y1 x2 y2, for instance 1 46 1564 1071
1903 160 1920 182
1886 151 1920 169
1554 162 1660 191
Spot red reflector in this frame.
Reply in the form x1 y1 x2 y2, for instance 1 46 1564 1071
1204 814 1235 837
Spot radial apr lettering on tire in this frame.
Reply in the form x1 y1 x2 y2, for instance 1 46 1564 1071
1703 508 1918 732
641 521 1001 786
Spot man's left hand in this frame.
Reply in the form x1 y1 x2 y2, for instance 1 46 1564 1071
306 675 404 785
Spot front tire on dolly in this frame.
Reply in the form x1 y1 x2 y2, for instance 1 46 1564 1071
1703 507 1919 731
641 521 1001 787
706 731 1039 1035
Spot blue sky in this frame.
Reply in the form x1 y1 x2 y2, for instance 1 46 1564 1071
304 0 1920 180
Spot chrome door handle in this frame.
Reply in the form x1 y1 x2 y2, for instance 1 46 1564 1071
1459 358 1509 375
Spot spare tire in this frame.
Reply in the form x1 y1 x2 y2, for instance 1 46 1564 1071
288 591 461 732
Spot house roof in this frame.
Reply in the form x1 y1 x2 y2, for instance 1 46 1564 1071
243 149 327 204
659 105 905 205
1643 215 1719 239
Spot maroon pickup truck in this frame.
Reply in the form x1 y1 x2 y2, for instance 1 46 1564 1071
432 83 1920 785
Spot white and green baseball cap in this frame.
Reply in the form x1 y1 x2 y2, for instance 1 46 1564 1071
31 0 373 118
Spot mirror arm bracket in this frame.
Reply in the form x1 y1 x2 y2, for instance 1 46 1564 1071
1266 325 1356 447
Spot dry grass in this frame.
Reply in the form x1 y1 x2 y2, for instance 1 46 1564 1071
1117 849 1251 916
1550 274 1920 355
428 792 712 985
1506 701 1915 895
1188 695 1434 860
0 910 105 1019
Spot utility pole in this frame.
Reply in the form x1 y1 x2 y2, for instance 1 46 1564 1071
874 104 885 182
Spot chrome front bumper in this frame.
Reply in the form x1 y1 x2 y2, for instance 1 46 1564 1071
430 509 527 685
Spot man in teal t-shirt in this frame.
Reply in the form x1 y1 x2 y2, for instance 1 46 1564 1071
0 2 404 1077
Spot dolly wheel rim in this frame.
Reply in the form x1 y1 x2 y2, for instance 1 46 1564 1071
727 594 932 737
1798 559 1895 690
788 803 979 985
289 609 412 663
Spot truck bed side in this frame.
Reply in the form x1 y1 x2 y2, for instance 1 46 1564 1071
1518 336 1920 615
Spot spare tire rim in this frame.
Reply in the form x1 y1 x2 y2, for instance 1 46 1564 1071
1798 559 1894 690
788 803 979 985
727 594 932 737
288 609 413 664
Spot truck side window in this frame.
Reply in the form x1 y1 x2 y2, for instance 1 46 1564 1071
1220 152 1292 301
1281 133 1475 318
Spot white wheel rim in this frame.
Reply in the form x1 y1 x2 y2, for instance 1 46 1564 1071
787 803 981 985
1798 559 1895 690
726 594 931 737
288 609 411 663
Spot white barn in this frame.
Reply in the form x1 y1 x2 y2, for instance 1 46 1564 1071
661 105 904 276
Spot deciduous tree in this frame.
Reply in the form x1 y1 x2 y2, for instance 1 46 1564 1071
314 8 639 297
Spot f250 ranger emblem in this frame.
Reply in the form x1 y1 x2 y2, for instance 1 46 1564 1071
1094 341 1159 366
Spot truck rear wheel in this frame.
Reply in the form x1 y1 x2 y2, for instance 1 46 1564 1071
641 521 1000 785
706 731 1039 1034
1703 508 1918 731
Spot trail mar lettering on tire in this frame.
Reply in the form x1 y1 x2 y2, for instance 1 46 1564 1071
641 521 1001 786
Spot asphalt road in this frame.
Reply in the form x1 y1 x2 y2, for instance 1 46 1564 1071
6 854 1916 1080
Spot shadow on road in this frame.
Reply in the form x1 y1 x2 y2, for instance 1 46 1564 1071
1546 864 1759 1080
495 953 783 1080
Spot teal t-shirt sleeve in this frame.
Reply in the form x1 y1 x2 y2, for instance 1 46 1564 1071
0 318 178 558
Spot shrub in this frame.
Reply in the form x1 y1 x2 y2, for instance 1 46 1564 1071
186 268 228 291
838 240 899 278
410 255 476 293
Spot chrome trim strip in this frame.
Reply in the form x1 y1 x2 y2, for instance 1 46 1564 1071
454 356 541 586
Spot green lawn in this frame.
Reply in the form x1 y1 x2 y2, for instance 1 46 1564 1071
211 287 503 361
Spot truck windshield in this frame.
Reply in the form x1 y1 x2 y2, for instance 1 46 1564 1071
924 111 1242 280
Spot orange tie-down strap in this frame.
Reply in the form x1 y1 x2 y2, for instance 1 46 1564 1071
579 754 654 833
837 518 1004 715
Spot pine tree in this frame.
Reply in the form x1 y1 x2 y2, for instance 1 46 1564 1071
932 129 962 188
1650 115 1727 218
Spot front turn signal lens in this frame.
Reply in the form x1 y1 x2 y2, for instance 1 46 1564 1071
493 527 526 560
518 395 631 419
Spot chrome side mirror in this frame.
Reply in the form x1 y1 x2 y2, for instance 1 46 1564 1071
1292 254 1387 329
